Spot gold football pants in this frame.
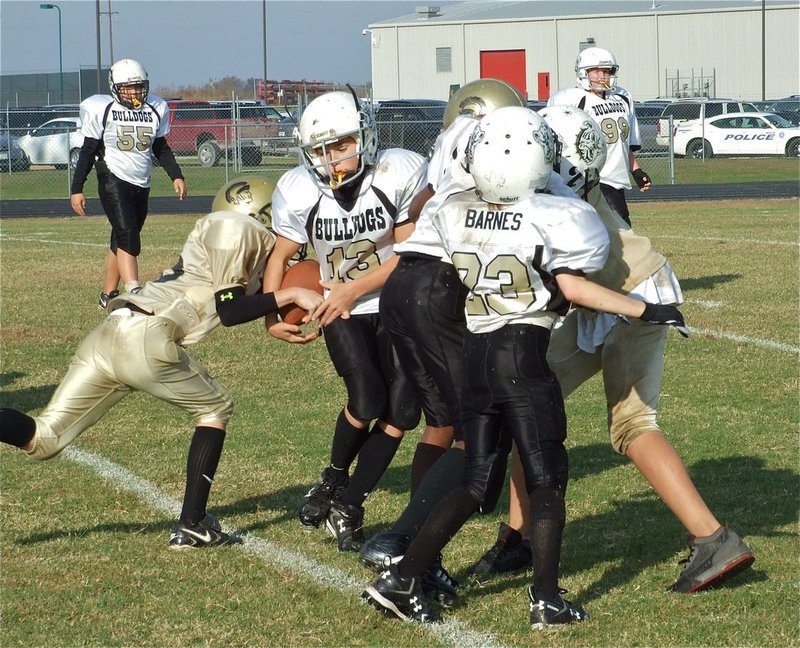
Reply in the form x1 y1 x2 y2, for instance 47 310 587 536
29 312 233 460
547 310 668 455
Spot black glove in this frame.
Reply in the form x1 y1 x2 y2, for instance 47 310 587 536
640 302 690 338
632 168 651 189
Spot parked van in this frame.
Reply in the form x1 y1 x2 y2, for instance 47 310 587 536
656 99 758 147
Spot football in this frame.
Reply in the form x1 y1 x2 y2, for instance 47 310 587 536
278 259 323 325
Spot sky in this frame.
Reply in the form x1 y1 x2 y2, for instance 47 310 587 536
0 0 457 89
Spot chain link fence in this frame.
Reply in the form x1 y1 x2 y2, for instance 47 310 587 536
2 100 797 203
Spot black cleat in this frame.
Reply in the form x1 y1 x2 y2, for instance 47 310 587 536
98 289 119 310
422 554 460 608
326 501 365 552
467 522 532 579
297 468 348 528
668 526 755 593
359 531 410 571
529 587 589 628
362 565 440 623
169 514 242 549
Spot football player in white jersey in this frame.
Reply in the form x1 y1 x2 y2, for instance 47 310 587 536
356 79 524 602
1 177 323 549
262 90 427 553
363 107 687 626
360 81 579 594
70 59 188 309
548 46 651 225
470 105 755 594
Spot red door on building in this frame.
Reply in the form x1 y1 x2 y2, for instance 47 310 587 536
538 72 550 101
479 50 527 99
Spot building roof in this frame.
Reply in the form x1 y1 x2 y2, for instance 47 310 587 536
371 1 794 27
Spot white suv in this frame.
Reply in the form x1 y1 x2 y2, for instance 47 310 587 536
656 99 758 147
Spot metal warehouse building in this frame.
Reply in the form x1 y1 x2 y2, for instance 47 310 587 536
365 1 799 102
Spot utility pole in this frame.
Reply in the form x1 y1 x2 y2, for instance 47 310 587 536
262 0 268 101
99 0 118 64
95 0 102 92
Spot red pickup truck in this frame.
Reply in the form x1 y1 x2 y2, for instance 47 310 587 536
165 100 283 167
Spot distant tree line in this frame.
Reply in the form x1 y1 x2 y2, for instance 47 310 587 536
154 76 371 106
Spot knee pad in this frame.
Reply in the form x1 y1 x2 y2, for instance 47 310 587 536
112 228 142 256
27 432 68 461
462 443 511 514
197 393 235 428
609 413 660 455
385 398 421 432
521 440 569 493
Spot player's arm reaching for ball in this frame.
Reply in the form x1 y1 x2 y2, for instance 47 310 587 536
263 235 320 343
215 283 322 328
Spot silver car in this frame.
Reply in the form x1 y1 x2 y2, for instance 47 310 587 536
0 134 31 172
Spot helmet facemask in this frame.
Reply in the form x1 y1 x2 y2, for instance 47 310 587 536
113 82 149 110
303 132 365 190
580 67 618 94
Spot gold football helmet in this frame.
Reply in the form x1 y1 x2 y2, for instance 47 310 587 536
212 175 307 263
443 78 526 129
212 175 277 227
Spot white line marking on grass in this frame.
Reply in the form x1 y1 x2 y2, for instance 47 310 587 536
0 235 175 251
692 328 800 354
62 446 510 648
685 299 722 308
1 236 107 248
656 235 798 248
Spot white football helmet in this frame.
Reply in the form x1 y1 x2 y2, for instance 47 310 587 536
298 91 378 189
539 105 607 199
466 106 557 204
109 59 149 110
576 47 619 92
443 78 526 129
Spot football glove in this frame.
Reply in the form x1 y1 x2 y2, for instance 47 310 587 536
632 168 651 189
640 302 690 337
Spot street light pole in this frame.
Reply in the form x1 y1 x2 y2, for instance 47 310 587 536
40 3 63 103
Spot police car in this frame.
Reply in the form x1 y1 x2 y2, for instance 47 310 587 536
673 112 799 158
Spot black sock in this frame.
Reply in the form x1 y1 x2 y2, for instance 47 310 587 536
340 423 402 508
180 426 226 525
410 442 448 496
0 408 37 448
329 409 370 472
394 447 464 537
529 486 566 601
397 485 479 579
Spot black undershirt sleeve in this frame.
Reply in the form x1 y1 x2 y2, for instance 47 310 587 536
152 137 184 181
70 137 101 194
214 286 279 327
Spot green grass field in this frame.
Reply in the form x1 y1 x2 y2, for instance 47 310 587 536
1 199 798 647
0 155 797 200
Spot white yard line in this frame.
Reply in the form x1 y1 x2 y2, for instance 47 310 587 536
684 298 722 308
0 234 175 250
689 328 799 354
62 446 511 648
655 234 798 248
